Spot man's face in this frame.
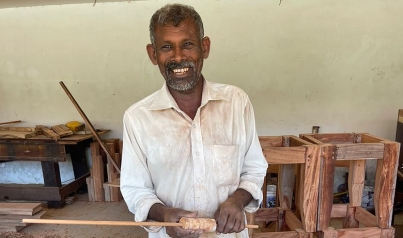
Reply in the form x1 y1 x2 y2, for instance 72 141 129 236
147 18 210 92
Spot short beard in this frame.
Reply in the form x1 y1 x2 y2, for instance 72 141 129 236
165 61 199 92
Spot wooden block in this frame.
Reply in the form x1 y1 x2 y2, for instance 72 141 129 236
0 203 42 216
0 210 46 222
51 124 73 137
103 183 111 202
86 177 95 202
110 173 120 202
41 127 60 140
92 155 104 202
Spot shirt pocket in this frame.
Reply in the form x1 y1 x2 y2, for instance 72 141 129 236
212 145 239 186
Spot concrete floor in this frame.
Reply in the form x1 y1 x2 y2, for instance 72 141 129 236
0 194 147 238
1 194 403 238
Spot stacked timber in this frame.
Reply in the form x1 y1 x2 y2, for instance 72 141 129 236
86 139 122 202
0 203 46 232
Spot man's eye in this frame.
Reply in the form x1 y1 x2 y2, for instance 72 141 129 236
183 42 194 47
161 45 172 49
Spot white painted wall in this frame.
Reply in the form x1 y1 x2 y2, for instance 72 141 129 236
1 0 402 190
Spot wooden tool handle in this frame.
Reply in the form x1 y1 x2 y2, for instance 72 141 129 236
23 218 259 230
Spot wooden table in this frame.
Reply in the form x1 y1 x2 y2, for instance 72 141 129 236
0 130 109 208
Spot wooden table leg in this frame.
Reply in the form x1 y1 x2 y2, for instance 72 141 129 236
41 161 64 208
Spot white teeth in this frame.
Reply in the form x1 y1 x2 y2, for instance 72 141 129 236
172 68 189 74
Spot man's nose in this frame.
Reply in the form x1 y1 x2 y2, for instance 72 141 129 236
172 48 185 62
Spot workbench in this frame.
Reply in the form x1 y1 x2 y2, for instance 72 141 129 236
0 130 109 208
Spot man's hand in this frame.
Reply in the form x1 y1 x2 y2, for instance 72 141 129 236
214 189 253 234
149 204 204 238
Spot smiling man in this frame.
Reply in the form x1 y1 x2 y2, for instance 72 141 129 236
120 4 268 238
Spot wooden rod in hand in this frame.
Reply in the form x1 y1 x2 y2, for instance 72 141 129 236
59 81 121 173
22 218 259 229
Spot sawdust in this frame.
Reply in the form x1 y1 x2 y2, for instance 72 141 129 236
0 232 63 238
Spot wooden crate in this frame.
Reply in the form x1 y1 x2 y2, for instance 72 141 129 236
247 135 333 238
300 133 400 238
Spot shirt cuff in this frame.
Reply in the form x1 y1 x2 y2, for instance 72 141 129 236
134 198 165 231
238 180 263 213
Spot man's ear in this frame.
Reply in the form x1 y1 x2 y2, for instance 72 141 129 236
146 44 158 65
201 36 211 59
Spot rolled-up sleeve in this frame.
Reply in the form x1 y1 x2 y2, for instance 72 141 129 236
239 98 268 213
120 112 164 227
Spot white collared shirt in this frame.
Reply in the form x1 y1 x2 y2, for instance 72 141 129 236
121 80 268 238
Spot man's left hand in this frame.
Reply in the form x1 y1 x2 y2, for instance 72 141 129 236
214 200 245 234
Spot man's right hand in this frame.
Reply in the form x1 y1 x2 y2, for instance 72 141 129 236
149 204 204 238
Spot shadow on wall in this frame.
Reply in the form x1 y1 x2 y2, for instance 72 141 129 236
0 0 148 9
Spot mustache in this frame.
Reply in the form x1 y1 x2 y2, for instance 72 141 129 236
166 61 195 71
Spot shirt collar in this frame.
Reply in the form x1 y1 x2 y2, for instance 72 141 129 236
149 79 230 111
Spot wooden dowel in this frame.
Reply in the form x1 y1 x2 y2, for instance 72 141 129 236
0 120 22 126
59 81 120 173
22 219 259 229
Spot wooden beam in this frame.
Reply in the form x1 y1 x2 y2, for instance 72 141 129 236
355 207 377 227
335 144 384 160
299 145 320 232
317 145 336 231
331 204 348 218
263 147 306 164
348 160 366 207
374 142 399 228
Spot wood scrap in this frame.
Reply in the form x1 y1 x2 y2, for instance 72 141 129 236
0 203 45 232
0 120 22 126
51 124 73 137
0 203 42 216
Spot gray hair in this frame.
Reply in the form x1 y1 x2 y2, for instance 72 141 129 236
149 3 204 45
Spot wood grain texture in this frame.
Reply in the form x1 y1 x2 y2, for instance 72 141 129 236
335 144 384 160
299 145 320 232
263 147 306 164
347 160 366 207
330 204 348 218
374 142 399 228
355 207 377 227
317 145 336 231
0 203 42 216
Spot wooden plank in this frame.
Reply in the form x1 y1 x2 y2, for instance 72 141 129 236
361 133 393 143
306 133 355 144
374 142 399 228
331 204 348 218
263 147 306 164
278 164 294 209
335 144 384 160
0 210 46 222
252 231 300 238
348 160 366 207
0 184 61 201
259 136 283 147
332 227 382 238
355 207 377 227
0 120 22 126
299 145 320 232
0 131 37 139
299 135 325 145
0 127 35 132
289 136 312 147
92 155 104 202
105 178 120 188
254 208 278 222
86 177 95 202
343 205 359 229
103 183 111 201
284 210 303 231
0 203 42 216
317 145 336 231
42 127 60 140
51 124 73 137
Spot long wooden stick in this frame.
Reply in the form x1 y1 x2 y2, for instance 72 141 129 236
0 120 22 126
59 81 120 173
22 219 259 229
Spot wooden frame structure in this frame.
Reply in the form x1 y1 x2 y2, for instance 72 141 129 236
300 133 400 238
247 135 333 238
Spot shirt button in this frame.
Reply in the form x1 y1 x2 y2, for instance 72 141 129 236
199 206 202 209
195 152 199 156
192 124 196 128
198 178 202 182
